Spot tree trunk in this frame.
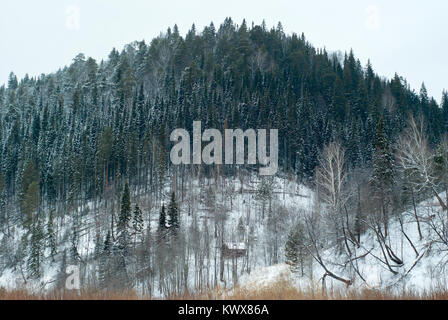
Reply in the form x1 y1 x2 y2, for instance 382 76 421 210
411 189 423 241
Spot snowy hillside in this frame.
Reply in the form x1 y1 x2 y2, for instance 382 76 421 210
0 174 315 297
2 168 448 298
237 193 448 294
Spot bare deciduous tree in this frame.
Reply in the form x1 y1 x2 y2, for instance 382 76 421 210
396 116 447 213
315 142 351 252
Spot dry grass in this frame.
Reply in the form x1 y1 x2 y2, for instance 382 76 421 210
0 287 146 300
1 281 448 300
198 280 448 300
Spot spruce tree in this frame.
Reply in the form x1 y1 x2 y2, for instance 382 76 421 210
132 204 144 244
47 208 57 261
371 117 394 189
285 229 299 269
434 139 448 204
27 219 44 279
99 231 112 289
159 204 167 230
24 181 39 219
112 182 132 289
119 182 131 230
132 204 143 233
167 192 179 230
442 90 448 132
285 222 307 276
370 117 394 234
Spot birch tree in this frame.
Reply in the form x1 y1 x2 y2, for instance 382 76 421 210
396 116 445 212
315 141 350 251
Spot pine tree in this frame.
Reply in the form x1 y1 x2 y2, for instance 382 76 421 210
7 72 18 90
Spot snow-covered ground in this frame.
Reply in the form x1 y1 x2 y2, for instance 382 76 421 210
0 174 314 296
238 194 448 295
1 173 447 297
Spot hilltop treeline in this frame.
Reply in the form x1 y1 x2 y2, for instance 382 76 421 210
1 18 447 209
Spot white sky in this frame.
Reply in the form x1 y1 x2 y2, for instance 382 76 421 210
1 0 446 102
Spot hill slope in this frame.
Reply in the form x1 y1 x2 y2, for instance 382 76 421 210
1 18 448 298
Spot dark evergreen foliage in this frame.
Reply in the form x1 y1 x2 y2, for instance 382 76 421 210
0 19 443 213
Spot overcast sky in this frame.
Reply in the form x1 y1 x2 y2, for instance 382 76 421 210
1 0 446 102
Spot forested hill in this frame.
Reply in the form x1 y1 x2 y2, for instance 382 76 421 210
0 17 447 209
